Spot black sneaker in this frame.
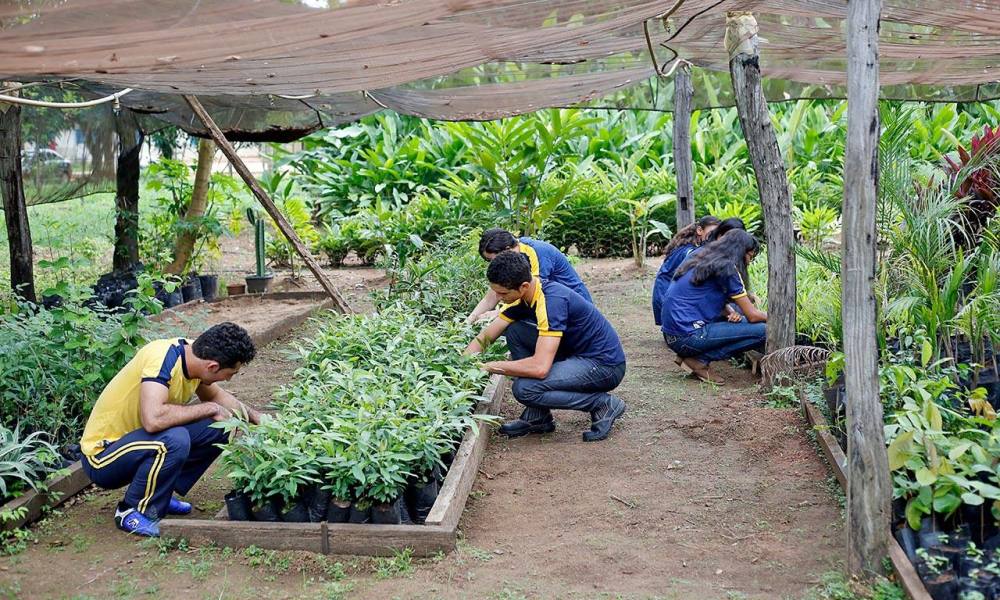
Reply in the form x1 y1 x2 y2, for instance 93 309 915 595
500 416 556 438
582 396 626 442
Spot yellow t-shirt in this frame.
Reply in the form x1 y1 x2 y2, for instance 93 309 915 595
80 338 201 456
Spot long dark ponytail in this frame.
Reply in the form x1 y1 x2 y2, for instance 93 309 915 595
662 215 722 257
704 217 746 243
675 229 760 286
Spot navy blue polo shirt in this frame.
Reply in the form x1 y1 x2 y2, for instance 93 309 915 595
660 267 748 336
518 237 592 303
500 280 625 366
652 243 697 326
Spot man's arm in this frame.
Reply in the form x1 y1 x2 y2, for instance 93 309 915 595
483 335 560 379
734 295 767 323
139 382 225 433
196 383 262 425
465 289 502 325
464 317 510 355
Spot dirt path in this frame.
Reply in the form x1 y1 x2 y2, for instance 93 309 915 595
0 259 843 600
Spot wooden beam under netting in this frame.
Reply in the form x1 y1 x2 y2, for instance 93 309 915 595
726 12 797 354
843 0 891 577
182 95 352 314
672 63 695 230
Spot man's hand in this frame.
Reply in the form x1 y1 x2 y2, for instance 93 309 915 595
207 402 232 422
482 362 506 375
727 311 743 323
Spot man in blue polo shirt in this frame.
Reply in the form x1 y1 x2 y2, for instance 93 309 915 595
464 251 627 442
465 228 592 325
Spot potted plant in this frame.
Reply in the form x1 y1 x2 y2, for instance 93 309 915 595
245 207 273 294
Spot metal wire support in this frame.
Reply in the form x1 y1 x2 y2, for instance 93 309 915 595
0 85 133 109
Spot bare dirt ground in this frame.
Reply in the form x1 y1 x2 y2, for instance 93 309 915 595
0 259 844 600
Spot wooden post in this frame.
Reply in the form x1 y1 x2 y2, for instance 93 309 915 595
0 95 36 303
672 64 695 230
113 109 142 271
726 12 797 354
844 0 890 576
182 95 352 313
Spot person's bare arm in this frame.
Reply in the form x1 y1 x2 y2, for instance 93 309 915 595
465 289 502 325
139 382 225 433
464 317 510 355
734 295 767 323
196 383 262 425
482 335 560 379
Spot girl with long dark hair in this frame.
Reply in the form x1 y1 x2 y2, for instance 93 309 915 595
651 215 721 325
660 229 767 384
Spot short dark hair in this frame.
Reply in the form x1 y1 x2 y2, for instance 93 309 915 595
192 322 256 368
486 250 531 289
479 228 518 258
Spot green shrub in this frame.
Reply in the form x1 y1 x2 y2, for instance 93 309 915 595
0 278 167 446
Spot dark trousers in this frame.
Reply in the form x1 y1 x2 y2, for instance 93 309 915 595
504 321 626 419
664 321 766 365
81 418 227 520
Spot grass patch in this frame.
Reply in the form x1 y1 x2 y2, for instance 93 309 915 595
804 570 904 600
373 548 414 580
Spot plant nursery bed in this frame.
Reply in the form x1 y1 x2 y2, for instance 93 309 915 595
160 373 508 557
157 291 337 347
800 391 932 600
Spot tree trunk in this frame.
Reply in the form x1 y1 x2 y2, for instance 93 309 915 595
672 64 695 230
165 138 215 275
726 12 797 353
113 110 143 271
844 0 890 577
0 97 36 303
183 95 353 313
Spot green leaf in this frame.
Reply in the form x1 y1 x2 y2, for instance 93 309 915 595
921 339 933 367
915 467 937 486
962 492 985 506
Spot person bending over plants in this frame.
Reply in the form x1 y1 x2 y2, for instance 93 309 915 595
79 322 260 537
651 215 721 326
660 230 767 385
465 228 592 325
464 251 627 442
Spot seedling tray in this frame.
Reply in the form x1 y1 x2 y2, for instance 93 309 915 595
160 373 508 557
799 390 932 600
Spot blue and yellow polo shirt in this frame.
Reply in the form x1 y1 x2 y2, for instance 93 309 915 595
517 237 592 303
80 338 201 456
500 280 625 366
660 267 748 337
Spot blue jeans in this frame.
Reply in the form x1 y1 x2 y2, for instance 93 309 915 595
82 418 228 520
664 321 766 365
511 358 627 418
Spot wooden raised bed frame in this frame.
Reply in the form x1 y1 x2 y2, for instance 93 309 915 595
799 391 932 600
1 292 336 532
159 373 508 557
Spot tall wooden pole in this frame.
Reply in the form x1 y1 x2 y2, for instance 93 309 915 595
0 95 36 303
182 95 353 314
673 64 695 230
726 12 797 353
844 0 890 576
113 109 143 271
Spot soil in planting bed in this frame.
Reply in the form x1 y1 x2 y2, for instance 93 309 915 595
1 259 844 600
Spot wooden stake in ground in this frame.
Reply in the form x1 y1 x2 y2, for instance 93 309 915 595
843 0 890 576
726 12 797 353
672 63 695 230
0 92 36 303
182 95 352 313
113 109 143 271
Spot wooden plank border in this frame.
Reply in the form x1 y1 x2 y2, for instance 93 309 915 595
799 390 931 600
161 374 507 556
0 462 91 531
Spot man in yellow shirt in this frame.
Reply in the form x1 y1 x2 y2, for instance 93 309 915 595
80 322 260 537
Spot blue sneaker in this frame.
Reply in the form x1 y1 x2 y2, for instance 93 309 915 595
114 505 160 537
168 496 192 516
